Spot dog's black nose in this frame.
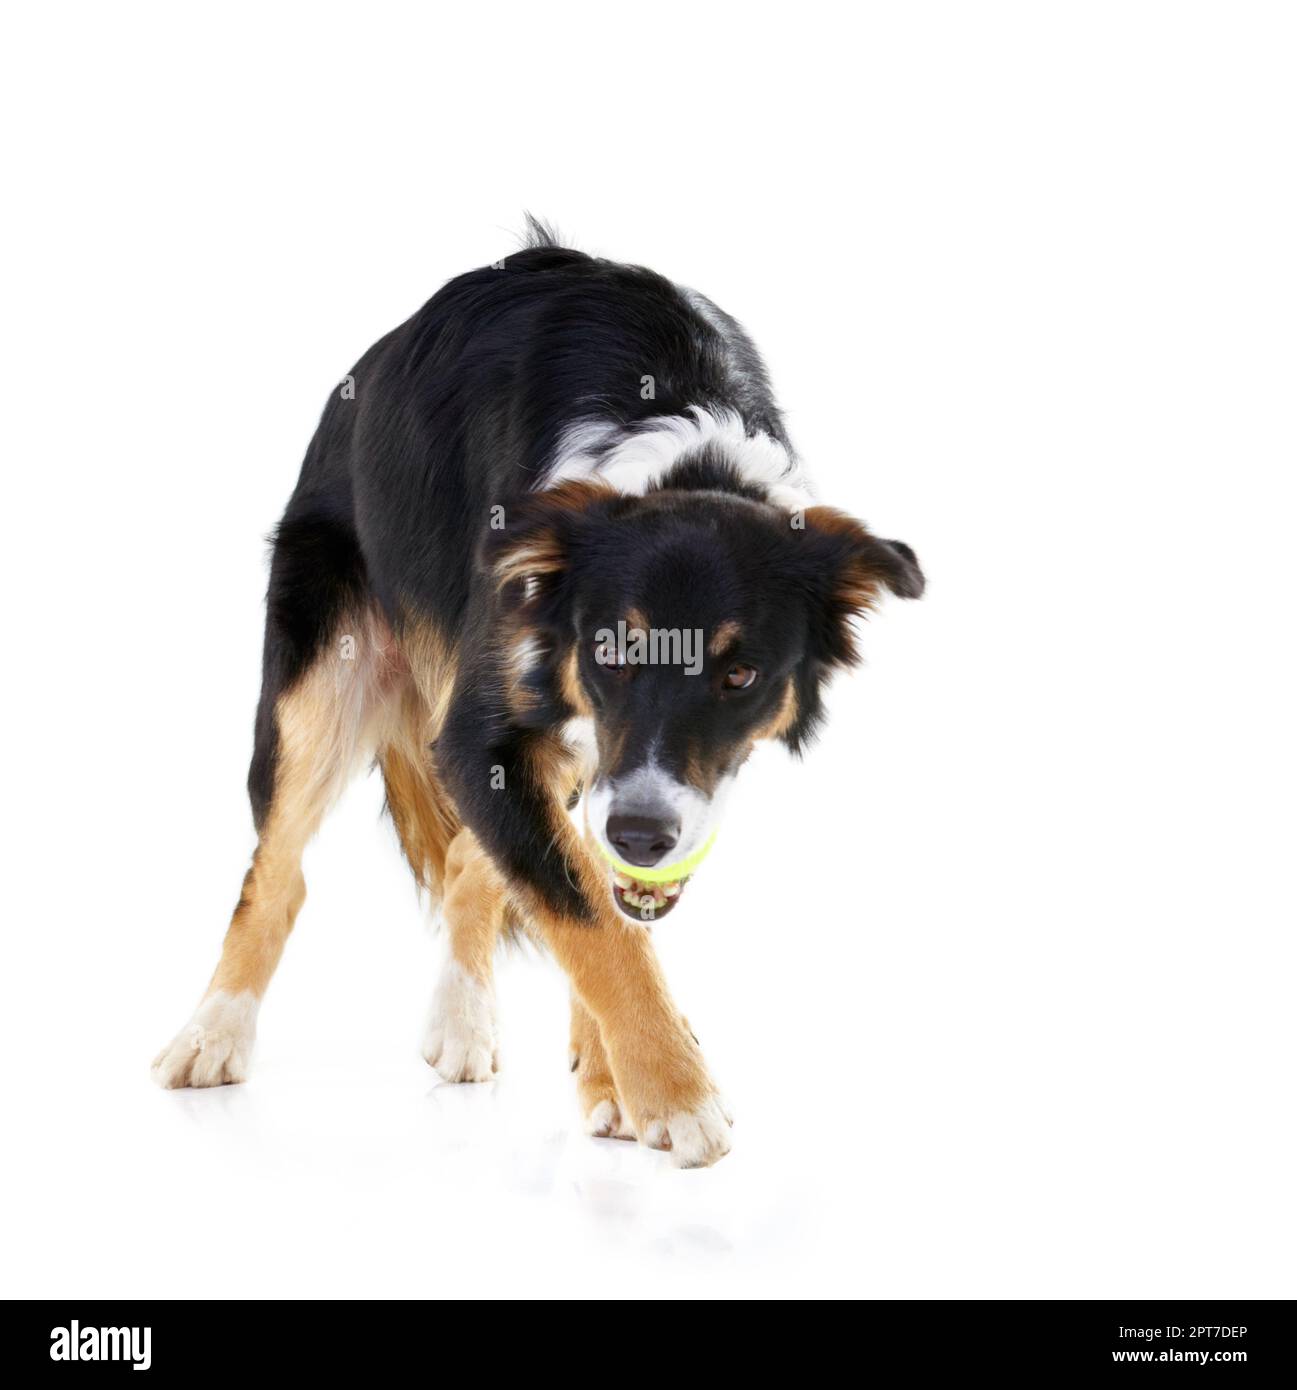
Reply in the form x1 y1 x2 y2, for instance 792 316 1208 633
606 812 680 867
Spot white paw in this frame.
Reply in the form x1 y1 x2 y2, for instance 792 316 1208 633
643 1095 734 1169
151 991 258 1089
584 1097 636 1141
422 963 498 1083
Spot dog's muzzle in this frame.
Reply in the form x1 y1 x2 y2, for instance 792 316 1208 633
593 832 718 922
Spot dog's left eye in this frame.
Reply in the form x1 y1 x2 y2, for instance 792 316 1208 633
723 664 758 690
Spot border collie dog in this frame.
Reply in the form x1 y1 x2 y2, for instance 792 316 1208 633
153 220 924 1167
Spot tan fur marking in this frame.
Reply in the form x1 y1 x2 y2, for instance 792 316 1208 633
375 617 467 897
802 504 868 542
528 729 586 811
541 477 619 511
493 479 617 590
500 624 544 720
569 994 633 1136
595 719 628 780
539 907 713 1127
493 539 565 590
209 610 402 999
752 677 798 743
381 734 462 900
512 799 716 1129
400 616 460 743
438 736 718 1132
559 647 594 718
682 742 719 795
805 505 887 612
441 829 507 982
707 619 742 657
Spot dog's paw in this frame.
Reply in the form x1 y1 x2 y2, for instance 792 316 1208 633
584 1096 637 1141
151 991 258 1089
570 1035 636 1140
422 963 498 1083
641 1094 734 1169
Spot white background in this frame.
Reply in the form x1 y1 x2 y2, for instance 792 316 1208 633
2 2 1293 1300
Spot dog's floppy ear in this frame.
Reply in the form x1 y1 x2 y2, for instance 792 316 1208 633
796 505 925 669
480 480 616 598
777 506 923 753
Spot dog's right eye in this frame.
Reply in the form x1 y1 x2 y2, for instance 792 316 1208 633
593 640 628 674
723 663 759 691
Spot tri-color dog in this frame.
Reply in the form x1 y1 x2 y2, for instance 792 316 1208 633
152 221 924 1167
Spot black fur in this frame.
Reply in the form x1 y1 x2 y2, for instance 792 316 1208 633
251 221 923 916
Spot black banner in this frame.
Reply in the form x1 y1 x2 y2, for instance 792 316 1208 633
2 1300 1287 1375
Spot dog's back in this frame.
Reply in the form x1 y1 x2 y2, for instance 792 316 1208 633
286 220 793 633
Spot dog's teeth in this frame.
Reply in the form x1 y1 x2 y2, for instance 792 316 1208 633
614 872 633 889
663 882 680 897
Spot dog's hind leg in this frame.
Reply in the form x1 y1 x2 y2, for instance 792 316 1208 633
378 682 462 907
152 602 401 1089
418 829 505 1082
375 626 502 1082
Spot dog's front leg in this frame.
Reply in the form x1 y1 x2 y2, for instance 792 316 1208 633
438 707 731 1167
548 916 731 1166
569 993 633 1140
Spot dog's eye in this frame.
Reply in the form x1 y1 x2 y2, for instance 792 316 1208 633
593 640 628 674
723 664 758 690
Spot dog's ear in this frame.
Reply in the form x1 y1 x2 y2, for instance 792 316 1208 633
480 480 615 601
775 506 923 754
794 505 925 669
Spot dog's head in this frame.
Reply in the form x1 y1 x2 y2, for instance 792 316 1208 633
486 473 924 920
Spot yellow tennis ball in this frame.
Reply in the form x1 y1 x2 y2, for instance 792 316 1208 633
594 832 718 884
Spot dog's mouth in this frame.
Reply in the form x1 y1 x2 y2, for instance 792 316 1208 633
610 867 688 922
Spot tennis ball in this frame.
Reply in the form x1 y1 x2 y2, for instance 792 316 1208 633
594 832 718 884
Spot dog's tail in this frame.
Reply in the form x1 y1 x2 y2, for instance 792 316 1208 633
520 211 562 249
510 214 588 271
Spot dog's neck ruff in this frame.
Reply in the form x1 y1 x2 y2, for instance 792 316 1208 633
545 405 814 512
593 831 719 884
